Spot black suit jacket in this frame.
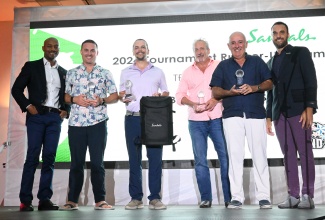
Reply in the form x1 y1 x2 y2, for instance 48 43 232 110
266 45 317 121
11 58 69 119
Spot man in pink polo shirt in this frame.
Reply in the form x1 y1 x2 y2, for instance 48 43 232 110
175 39 231 208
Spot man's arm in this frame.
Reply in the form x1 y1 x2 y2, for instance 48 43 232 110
102 92 119 104
181 96 202 112
161 91 169 96
266 118 274 136
299 47 317 110
11 62 32 112
211 85 240 100
266 89 273 120
239 79 273 95
296 47 317 129
300 107 314 129
256 79 273 92
65 93 90 107
180 97 195 108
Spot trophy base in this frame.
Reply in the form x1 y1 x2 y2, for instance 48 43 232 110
235 85 242 89
124 94 136 101
195 104 206 112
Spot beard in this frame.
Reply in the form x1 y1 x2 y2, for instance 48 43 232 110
273 38 288 49
45 52 58 61
195 55 207 63
135 52 147 61
136 56 146 61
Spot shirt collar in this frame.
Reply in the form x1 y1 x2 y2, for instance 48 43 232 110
275 44 292 56
192 58 214 68
43 57 58 69
130 62 153 71
80 63 99 71
230 52 248 61
230 53 248 65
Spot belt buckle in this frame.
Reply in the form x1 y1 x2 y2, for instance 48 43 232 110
126 111 140 116
131 111 140 116
48 107 58 113
42 106 49 113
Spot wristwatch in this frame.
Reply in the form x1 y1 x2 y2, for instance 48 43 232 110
257 85 261 92
70 96 74 104
101 98 105 105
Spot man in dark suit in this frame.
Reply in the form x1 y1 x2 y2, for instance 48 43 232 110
266 21 318 209
11 37 69 211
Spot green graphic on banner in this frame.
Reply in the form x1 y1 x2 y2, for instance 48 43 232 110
30 29 82 63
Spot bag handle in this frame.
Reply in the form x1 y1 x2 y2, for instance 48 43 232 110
171 135 181 151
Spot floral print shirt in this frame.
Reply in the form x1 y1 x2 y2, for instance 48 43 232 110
65 64 117 127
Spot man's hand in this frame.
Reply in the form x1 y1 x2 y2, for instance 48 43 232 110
59 110 68 119
119 91 132 103
27 105 38 115
88 94 103 107
300 107 313 129
73 94 92 107
266 118 274 136
238 84 253 95
192 103 206 113
230 85 242 96
205 98 218 111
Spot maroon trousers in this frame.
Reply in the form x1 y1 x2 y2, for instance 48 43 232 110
274 114 315 198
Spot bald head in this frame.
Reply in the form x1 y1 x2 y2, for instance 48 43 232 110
227 31 247 61
42 37 59 64
229 32 246 43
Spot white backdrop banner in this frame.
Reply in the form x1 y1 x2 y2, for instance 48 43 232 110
5 1 325 206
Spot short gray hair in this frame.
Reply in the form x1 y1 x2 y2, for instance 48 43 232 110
192 38 210 52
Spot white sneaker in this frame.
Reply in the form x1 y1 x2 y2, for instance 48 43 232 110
227 200 242 209
125 200 144 210
259 200 272 209
298 194 315 209
278 195 300 209
149 199 167 210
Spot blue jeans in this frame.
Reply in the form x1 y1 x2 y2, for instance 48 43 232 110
125 115 163 201
188 118 231 202
67 120 107 203
20 112 62 204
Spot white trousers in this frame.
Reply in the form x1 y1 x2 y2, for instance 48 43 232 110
223 116 270 203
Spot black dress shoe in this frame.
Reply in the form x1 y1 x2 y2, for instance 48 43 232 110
38 200 59 211
199 200 212 208
225 201 230 208
20 203 34 211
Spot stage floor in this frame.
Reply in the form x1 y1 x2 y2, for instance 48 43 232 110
0 205 325 220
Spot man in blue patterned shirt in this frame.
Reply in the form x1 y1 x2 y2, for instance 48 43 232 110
60 39 118 211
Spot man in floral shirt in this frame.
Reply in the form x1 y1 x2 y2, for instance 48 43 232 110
60 39 118 211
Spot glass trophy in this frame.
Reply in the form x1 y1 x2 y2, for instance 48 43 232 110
196 90 206 112
235 69 244 89
124 80 136 101
87 81 96 100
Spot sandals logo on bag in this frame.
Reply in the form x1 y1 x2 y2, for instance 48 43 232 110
312 122 325 149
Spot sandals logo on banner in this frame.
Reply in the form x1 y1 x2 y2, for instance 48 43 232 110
312 122 325 149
